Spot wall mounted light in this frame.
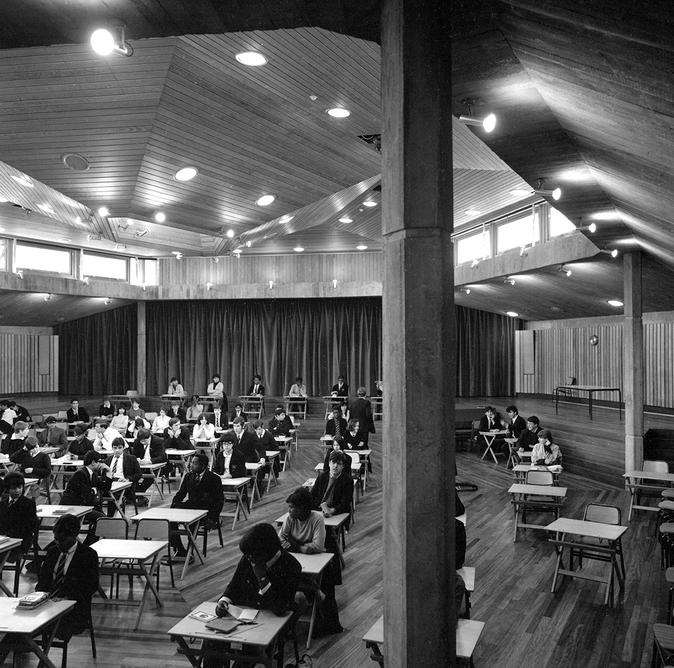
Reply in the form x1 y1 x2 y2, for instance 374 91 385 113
212 257 220 263
141 283 146 291
88 234 101 241
44 293 52 302
504 277 516 286
91 24 133 57
458 100 496 133
532 179 561 200
153 211 166 223
269 280 274 290
460 287 471 294
506 311 519 318
471 258 479 268
333 279 338 289
607 299 624 307
16 270 23 279
206 282 213 291
558 264 572 277
98 206 109 217
82 276 90 285
600 248 619 258
104 297 112 305
519 246 528 257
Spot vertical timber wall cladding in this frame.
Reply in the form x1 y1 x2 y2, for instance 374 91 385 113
0 331 58 394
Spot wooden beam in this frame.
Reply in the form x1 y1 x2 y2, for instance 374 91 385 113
624 251 643 470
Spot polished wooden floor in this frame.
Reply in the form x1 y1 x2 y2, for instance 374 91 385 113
5 396 673 667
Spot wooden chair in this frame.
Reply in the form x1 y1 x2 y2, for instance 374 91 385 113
42 608 97 668
638 460 669 509
94 517 129 598
134 518 175 588
652 623 674 667
197 517 224 557
525 469 554 486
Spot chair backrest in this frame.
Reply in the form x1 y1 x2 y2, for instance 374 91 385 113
584 503 621 526
145 411 158 422
31 414 44 428
644 460 669 474
345 451 360 469
94 517 128 539
54 422 68 432
134 518 170 542
57 411 68 421
526 469 554 486
126 390 138 399
472 420 481 430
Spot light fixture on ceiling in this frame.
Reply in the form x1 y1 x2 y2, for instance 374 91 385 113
104 297 112 305
174 166 199 182
212 257 220 263
532 179 561 200
88 234 102 241
235 51 267 66
16 270 23 279
206 282 213 291
356 244 368 251
232 249 242 257
607 299 624 307
327 108 350 118
11 175 34 188
460 287 471 294
601 248 619 258
465 209 481 217
256 195 275 206
333 279 338 289
226 229 234 238
115 244 127 250
153 211 166 223
58 237 71 243
506 311 519 318
558 264 572 277
61 153 90 171
98 206 110 217
0 226 5 231
471 258 479 268
44 293 52 302
338 217 353 224
362 200 377 207
458 101 496 132
504 277 516 285
293 246 304 252
278 215 294 224
134 229 149 238
118 224 129 232
172 251 183 260
90 24 133 57
519 246 528 257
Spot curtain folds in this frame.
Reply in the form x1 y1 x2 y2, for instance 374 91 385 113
56 299 516 398
55 304 136 395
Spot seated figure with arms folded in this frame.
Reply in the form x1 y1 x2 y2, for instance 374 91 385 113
167 400 187 423
92 420 124 452
164 417 193 450
66 398 90 425
193 414 215 441
186 395 204 422
268 408 293 438
2 421 29 457
531 429 562 468
10 436 51 495
207 374 227 412
70 425 94 458
151 407 171 433
99 397 115 418
167 377 186 397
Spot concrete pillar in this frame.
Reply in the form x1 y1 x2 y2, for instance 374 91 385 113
137 301 147 397
624 251 643 471
381 0 457 665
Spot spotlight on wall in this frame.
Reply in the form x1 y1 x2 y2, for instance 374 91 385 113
333 279 338 289
269 280 274 290
212 257 220 263
600 248 619 258
16 270 23 279
459 287 471 294
519 246 528 257
504 277 516 286
206 282 213 291
458 101 496 133
153 211 166 223
532 179 561 200
91 24 133 57
471 258 480 268
558 264 572 277
44 293 52 302
104 297 112 305
82 276 90 285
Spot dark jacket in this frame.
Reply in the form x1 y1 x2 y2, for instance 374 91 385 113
247 384 265 396
69 437 94 458
325 416 348 437
37 426 68 452
311 470 354 520
1 435 27 456
66 407 90 424
132 435 168 463
349 397 375 434
213 448 248 478
167 406 187 422
105 451 142 484
268 415 293 437
0 494 37 552
10 448 52 479
61 467 112 509
36 542 99 641
171 469 224 522
162 426 192 451
331 382 349 397
507 415 527 439
232 430 263 463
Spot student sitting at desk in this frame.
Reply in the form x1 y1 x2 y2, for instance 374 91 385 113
126 398 145 421
253 419 280 478
311 451 354 529
531 429 562 467
170 454 224 557
230 403 247 424
1 421 29 456
110 405 129 433
192 414 215 441
151 407 171 433
344 419 366 450
516 415 542 457
38 416 68 456
0 399 17 436
186 395 204 422
167 400 187 423
66 398 89 425
325 407 348 439
92 420 124 451
207 374 227 413
279 487 343 635
503 404 527 464
212 401 228 430
331 375 349 397
268 408 293 437
127 416 151 439
322 435 346 471
213 434 247 478
163 418 192 450
247 374 265 397
70 425 94 458
167 377 186 397
231 417 265 464
0 472 37 562
99 397 115 418
10 436 51 492
105 437 142 514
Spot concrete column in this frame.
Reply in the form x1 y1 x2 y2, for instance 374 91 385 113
624 251 643 471
381 0 457 666
137 301 147 397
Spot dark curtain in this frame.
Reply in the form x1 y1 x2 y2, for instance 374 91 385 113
146 298 383 398
55 304 137 396
455 305 519 397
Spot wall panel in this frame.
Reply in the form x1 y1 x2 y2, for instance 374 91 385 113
0 332 58 394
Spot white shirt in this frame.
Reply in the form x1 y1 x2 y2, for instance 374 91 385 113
207 382 224 398
193 423 215 440
152 415 171 432
94 426 123 450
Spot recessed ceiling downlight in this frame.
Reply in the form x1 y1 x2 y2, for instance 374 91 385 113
327 108 350 118
256 195 275 206
235 52 267 66
174 166 198 182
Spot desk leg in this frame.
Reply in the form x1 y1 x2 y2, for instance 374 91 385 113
0 552 14 596
181 521 205 580
551 532 566 594
555 389 559 414
171 636 201 668
305 571 325 649
135 555 164 630
589 391 594 420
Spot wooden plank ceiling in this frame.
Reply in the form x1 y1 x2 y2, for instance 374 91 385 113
0 0 673 324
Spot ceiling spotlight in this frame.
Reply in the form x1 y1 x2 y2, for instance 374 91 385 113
174 166 198 181
104 297 112 305
362 200 377 207
16 270 23 279
504 277 516 285
153 211 166 223
115 244 127 250
172 251 183 260
506 311 519 318
98 206 110 217
465 209 481 217
90 25 132 57
226 229 234 238
11 175 34 188
294 246 304 252
256 195 275 206
134 229 149 238
327 108 350 118
458 103 496 132
559 264 572 277
235 51 267 66
532 179 561 200
460 287 471 294
233 249 242 257
601 248 619 258
471 258 480 268
212 257 220 263
269 280 274 289
44 293 52 302
88 234 102 241
339 217 353 224
588 223 597 233
206 282 213 291
356 245 368 250
607 299 624 307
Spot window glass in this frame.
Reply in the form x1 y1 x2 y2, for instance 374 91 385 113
549 207 576 237
0 239 6 271
16 243 72 274
82 252 127 280
143 259 158 286
456 230 490 265
496 212 540 253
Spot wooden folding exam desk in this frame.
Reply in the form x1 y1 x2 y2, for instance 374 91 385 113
479 430 507 463
92 538 167 630
239 395 264 419
161 393 186 407
512 464 562 485
275 511 349 569
103 479 133 520
623 469 674 520
363 615 485 666
323 395 343 419
0 537 22 596
169 600 292 668
554 384 622 420
546 517 627 606
275 435 292 471
284 394 308 420
508 483 567 542
132 507 207 580
164 448 196 483
220 477 250 530
137 461 166 506
0 598 76 668
292 552 334 649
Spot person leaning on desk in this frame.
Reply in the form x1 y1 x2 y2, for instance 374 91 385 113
531 429 562 467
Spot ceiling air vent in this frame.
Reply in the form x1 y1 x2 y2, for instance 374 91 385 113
61 153 90 171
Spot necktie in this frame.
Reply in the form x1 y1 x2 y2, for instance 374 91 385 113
112 456 120 478
335 418 341 437
51 553 66 599
215 413 220 428
145 443 151 460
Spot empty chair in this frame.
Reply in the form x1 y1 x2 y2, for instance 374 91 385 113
638 460 669 508
134 518 175 588
95 517 129 597
525 469 554 487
